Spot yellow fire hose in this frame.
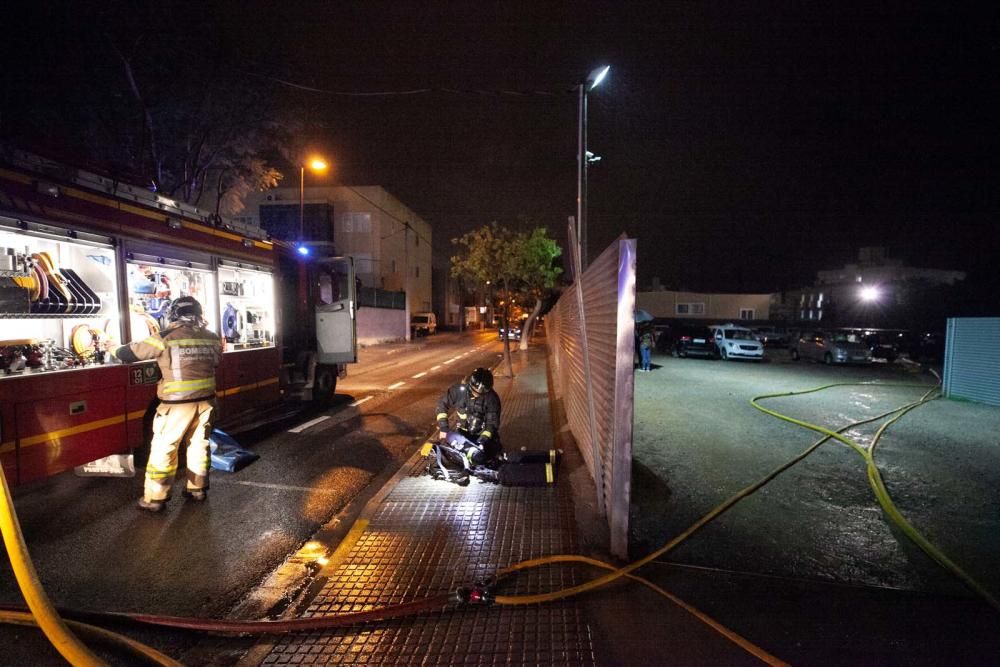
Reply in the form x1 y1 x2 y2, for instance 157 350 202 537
492 383 942 607
750 381 999 610
4 376 994 665
1 462 181 666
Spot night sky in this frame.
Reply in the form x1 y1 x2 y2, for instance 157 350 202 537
2 2 998 294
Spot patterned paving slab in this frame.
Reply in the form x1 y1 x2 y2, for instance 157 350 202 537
261 362 595 665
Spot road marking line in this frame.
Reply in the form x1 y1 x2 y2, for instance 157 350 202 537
350 396 373 406
444 357 459 364
288 415 330 433
388 381 406 390
412 372 427 379
214 480 341 494
431 365 442 370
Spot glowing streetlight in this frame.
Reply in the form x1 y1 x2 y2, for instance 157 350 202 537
577 65 610 271
300 156 329 242
860 286 880 302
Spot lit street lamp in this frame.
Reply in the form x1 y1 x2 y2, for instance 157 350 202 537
577 64 610 271
299 156 329 250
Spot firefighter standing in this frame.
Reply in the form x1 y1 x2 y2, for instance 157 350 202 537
111 296 222 512
435 367 502 468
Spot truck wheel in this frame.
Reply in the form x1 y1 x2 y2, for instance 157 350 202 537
313 365 337 408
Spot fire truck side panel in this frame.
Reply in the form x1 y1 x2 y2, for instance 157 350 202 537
124 365 159 449
0 401 18 484
217 347 281 418
3 366 128 484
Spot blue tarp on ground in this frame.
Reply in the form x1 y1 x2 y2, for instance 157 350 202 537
209 429 259 472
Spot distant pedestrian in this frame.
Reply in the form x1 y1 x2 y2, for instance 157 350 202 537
110 296 222 512
639 328 654 372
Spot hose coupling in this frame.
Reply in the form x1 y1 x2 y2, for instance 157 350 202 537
452 584 495 606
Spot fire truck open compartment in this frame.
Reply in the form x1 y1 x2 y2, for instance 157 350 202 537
0 150 354 486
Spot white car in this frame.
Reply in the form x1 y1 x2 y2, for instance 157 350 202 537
711 324 764 361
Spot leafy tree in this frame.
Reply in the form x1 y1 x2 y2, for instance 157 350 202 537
451 223 562 376
506 226 563 350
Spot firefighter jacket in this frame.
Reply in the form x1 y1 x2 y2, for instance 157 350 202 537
436 381 501 444
113 320 222 403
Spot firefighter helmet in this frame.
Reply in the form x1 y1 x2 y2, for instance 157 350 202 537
168 296 203 322
467 367 493 397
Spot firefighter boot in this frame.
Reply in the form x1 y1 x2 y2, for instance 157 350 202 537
137 498 165 513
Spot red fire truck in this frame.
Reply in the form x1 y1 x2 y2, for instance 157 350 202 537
0 149 357 486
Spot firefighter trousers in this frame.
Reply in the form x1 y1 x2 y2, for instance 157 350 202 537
144 399 215 502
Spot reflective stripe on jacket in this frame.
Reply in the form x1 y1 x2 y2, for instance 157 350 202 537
114 320 222 403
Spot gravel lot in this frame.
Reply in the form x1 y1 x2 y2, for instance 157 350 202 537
631 350 1000 599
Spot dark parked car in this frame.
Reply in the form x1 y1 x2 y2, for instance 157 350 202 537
753 326 791 348
671 325 718 359
907 332 945 363
841 329 905 362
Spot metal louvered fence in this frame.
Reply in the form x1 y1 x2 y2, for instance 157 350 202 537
547 233 636 558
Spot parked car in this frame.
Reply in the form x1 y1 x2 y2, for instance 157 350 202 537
753 326 791 348
841 328 905 362
711 324 764 361
671 325 718 359
906 331 945 363
410 312 437 336
790 330 872 365
498 325 522 341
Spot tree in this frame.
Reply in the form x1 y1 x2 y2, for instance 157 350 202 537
3 3 291 217
514 227 563 350
451 223 562 377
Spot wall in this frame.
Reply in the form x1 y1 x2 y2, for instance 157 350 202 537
357 306 408 346
244 185 433 325
944 318 1000 406
637 290 773 321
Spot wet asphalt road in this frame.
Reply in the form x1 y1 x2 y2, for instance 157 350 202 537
630 348 1000 664
0 330 504 665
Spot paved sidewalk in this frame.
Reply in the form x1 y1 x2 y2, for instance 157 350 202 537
247 346 596 665
240 343 777 666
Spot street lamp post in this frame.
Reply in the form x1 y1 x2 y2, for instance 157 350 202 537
577 65 610 271
299 157 329 245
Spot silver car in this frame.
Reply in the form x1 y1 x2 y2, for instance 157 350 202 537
790 330 872 365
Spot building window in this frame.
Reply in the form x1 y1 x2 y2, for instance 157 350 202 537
391 259 396 273
415 266 420 278
340 212 371 233
676 302 704 315
740 308 754 320
817 292 824 307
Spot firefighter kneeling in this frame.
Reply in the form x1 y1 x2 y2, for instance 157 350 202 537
429 367 502 485
110 296 222 512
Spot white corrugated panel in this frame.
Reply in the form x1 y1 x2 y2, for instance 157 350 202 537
546 235 636 558
944 318 1000 407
